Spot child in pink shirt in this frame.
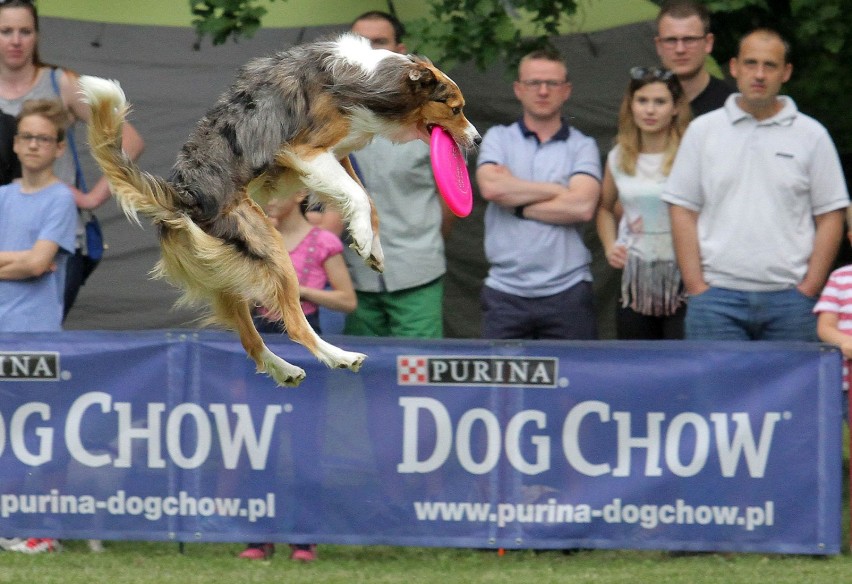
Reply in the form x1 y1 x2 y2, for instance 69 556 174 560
252 190 356 335
243 191 356 562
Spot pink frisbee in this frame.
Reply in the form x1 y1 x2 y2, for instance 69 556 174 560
430 126 473 217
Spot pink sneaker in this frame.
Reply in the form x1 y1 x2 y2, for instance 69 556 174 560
238 543 273 560
11 538 62 554
289 544 317 562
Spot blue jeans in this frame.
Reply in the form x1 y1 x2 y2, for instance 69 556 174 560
685 286 818 341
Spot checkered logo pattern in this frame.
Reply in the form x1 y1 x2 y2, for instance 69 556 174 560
397 356 428 385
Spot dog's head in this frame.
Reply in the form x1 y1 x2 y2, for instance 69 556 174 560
402 56 481 153
327 34 480 152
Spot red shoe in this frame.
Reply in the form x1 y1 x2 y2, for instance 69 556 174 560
289 544 317 562
11 538 62 554
238 543 274 559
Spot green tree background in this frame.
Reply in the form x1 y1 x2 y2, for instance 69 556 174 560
189 0 850 155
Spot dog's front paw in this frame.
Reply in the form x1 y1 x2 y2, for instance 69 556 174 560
348 217 374 263
367 233 384 273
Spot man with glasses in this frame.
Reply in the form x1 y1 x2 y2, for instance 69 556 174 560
476 49 601 340
663 28 849 341
655 0 732 116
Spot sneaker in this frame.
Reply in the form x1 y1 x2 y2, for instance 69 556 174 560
289 544 317 562
238 543 273 560
0 538 23 551
11 538 62 554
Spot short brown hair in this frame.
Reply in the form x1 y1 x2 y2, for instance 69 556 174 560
518 48 569 81
17 99 68 142
656 0 711 35
738 27 791 64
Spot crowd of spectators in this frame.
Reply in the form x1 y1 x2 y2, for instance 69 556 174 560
0 0 848 558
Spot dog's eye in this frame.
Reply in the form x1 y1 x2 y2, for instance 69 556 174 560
451 106 461 115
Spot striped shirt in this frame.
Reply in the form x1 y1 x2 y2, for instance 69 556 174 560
814 264 852 390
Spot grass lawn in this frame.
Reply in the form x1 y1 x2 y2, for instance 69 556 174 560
0 542 851 584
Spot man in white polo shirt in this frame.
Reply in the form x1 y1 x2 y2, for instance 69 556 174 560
663 28 849 341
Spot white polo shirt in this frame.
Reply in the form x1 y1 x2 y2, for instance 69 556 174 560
663 94 849 292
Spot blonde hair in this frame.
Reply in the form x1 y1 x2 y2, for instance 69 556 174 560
17 99 68 142
615 71 691 176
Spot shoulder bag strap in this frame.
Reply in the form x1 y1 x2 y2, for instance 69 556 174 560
50 67 87 192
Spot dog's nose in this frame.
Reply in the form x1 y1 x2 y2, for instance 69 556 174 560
473 134 482 146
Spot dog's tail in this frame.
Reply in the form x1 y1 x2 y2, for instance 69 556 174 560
78 75 179 227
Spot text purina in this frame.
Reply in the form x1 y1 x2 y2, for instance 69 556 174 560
0 353 59 380
424 357 557 387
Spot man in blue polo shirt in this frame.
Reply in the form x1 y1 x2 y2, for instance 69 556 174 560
476 48 602 340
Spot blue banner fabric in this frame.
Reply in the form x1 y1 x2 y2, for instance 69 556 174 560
0 331 842 554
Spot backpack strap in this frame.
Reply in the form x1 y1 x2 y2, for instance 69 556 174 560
50 67 87 192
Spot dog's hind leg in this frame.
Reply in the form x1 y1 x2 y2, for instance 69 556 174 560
270 253 367 372
211 289 307 387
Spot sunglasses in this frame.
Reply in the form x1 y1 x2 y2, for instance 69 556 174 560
629 66 675 82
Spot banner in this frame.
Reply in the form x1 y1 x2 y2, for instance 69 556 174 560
0 331 842 554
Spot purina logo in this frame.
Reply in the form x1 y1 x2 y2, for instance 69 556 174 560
0 352 60 381
397 356 558 387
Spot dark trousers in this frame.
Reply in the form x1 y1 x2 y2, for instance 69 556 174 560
616 304 686 340
481 281 597 340
253 311 321 335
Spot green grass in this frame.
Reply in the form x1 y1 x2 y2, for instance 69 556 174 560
0 542 851 584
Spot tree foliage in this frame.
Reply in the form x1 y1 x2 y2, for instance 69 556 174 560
188 0 852 153
189 0 282 45
406 0 580 71
704 0 852 153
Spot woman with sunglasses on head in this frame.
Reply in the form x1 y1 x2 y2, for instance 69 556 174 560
0 0 144 315
595 67 691 339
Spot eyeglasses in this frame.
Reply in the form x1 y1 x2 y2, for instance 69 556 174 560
517 79 568 90
15 133 58 146
658 35 707 49
630 67 674 81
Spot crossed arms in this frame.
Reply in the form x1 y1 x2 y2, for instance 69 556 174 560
476 163 600 224
0 240 61 280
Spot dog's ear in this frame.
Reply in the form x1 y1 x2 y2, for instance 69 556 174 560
408 62 452 103
408 62 437 91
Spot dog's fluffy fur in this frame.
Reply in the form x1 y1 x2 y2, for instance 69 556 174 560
78 34 479 387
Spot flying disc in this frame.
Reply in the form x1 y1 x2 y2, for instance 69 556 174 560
430 126 473 217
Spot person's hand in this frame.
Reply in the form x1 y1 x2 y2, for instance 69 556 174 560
605 244 628 269
685 282 710 296
837 338 852 359
796 282 819 299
